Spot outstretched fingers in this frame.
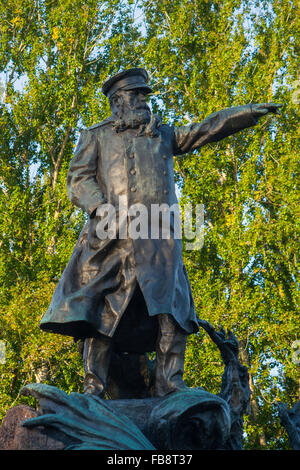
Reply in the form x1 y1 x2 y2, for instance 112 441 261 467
256 102 283 115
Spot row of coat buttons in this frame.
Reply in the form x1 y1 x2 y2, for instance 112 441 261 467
163 157 168 193
129 159 136 192
129 153 168 160
128 152 136 192
130 167 166 177
128 152 168 194
130 187 169 194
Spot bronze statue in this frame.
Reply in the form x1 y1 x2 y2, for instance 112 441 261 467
40 68 281 398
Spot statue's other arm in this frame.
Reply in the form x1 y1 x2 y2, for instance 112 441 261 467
67 129 106 217
173 103 282 155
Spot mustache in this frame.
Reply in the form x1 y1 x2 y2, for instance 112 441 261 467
112 113 162 138
115 106 151 120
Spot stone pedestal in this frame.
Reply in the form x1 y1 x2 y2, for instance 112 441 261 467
0 321 252 450
0 404 64 450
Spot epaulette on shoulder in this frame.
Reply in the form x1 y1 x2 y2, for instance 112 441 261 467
86 117 114 131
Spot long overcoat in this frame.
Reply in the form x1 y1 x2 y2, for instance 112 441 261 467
40 105 257 352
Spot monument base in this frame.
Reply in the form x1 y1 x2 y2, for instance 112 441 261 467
1 384 232 450
0 321 253 450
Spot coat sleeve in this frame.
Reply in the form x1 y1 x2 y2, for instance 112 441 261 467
67 129 106 216
173 104 258 155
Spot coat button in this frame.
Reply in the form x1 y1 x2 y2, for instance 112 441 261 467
163 170 167 175
131 187 137 192
130 168 136 175
164 189 168 194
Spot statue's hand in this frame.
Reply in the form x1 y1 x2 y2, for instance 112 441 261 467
251 102 283 119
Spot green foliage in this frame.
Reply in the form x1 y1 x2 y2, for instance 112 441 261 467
140 0 299 449
0 0 140 419
0 0 298 449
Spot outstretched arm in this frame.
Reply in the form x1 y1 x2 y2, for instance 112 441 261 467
173 102 282 155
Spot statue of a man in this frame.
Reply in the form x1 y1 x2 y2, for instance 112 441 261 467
40 68 281 398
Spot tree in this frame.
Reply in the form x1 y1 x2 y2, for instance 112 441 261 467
0 0 141 418
0 0 298 450
140 0 299 449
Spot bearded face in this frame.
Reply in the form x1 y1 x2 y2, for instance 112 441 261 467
109 88 161 137
110 88 152 123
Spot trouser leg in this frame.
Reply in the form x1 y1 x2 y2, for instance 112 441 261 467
83 335 112 397
154 314 189 397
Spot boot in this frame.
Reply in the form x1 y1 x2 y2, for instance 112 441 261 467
83 336 112 397
154 314 189 397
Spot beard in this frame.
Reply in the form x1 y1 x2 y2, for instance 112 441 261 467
112 102 161 137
